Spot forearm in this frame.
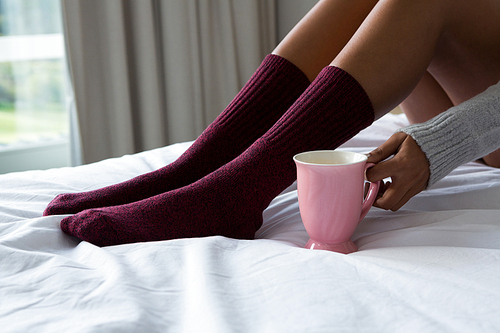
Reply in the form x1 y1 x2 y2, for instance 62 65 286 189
397 80 500 187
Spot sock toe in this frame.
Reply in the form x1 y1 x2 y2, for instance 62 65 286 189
45 193 83 216
60 210 120 246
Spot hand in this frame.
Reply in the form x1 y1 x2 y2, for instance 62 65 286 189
365 132 430 211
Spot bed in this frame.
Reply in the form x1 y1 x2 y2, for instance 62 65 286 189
1 113 499 332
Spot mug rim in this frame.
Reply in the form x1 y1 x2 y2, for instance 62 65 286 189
293 150 368 166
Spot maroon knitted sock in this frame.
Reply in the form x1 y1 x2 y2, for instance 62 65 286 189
44 54 310 216
60 66 374 246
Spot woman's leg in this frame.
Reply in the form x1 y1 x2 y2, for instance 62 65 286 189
332 0 500 116
337 0 500 170
45 54 310 216
44 0 378 217
331 0 447 116
401 70 500 168
482 150 500 168
273 0 378 81
400 71 453 125
60 0 500 246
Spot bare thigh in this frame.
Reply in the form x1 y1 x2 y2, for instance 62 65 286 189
399 71 453 124
275 0 500 120
429 0 500 105
400 0 500 166
404 0 500 116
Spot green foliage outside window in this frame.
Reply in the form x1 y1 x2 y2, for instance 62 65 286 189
0 60 67 144
0 0 67 145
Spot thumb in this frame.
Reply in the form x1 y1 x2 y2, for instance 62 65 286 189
366 132 408 164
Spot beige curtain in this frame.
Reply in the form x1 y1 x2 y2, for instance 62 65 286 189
62 0 277 164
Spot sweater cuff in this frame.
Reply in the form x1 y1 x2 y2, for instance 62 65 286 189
397 80 500 188
396 114 476 188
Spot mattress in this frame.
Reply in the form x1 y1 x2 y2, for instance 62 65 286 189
1 114 499 332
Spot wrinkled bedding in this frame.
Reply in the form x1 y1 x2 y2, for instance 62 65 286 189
1 114 499 332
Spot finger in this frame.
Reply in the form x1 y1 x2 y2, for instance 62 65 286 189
389 174 428 211
374 173 427 211
374 180 389 200
366 179 389 201
373 181 403 210
373 176 414 210
390 182 427 211
366 156 401 183
366 132 407 164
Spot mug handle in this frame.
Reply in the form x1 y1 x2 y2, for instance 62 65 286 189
359 163 380 222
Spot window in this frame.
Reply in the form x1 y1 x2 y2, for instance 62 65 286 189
0 0 72 174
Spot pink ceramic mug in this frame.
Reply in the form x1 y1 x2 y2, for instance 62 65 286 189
293 150 380 254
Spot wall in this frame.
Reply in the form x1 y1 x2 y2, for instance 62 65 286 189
276 0 316 42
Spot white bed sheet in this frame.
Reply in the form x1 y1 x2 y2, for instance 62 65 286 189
1 114 500 332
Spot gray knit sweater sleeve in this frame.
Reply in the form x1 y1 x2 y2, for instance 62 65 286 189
397 80 500 188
